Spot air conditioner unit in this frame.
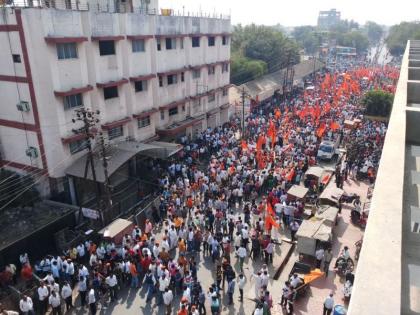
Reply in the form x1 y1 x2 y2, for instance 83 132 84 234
25 147 38 159
16 101 30 112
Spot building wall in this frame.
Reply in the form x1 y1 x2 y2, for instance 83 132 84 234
0 7 231 181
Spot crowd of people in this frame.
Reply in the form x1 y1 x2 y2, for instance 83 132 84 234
0 60 399 315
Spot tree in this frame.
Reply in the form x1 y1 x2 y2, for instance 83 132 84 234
0 169 40 212
386 21 420 56
230 53 267 85
361 90 394 117
337 31 369 53
365 21 384 44
292 26 322 55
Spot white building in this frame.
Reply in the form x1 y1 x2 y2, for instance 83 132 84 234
0 0 231 198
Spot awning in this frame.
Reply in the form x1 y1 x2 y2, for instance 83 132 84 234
66 140 183 181
305 166 324 179
287 185 309 199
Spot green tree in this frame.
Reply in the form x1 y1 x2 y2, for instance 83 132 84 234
292 26 322 55
365 21 384 44
361 90 394 117
386 21 420 56
230 53 267 85
337 31 369 53
0 169 40 211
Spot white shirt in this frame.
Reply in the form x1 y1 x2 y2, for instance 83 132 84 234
254 307 264 315
238 277 246 289
61 284 72 299
163 290 174 305
236 247 247 258
316 249 325 260
49 294 61 308
19 298 33 312
37 286 49 301
324 296 334 309
290 276 301 288
88 289 96 304
159 277 170 291
106 275 118 287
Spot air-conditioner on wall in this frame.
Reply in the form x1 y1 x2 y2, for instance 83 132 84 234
16 101 30 112
25 147 38 159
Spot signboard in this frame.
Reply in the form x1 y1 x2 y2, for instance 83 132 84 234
82 207 100 220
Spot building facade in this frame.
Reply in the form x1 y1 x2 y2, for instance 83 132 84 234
0 0 231 195
317 9 341 30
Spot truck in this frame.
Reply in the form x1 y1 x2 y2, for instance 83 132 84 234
317 136 340 161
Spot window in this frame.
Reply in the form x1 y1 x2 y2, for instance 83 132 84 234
69 139 88 154
157 39 161 51
103 86 118 100
132 39 145 53
208 36 215 46
12 54 21 63
57 43 77 60
222 88 228 96
192 36 200 47
169 107 178 116
208 93 215 103
192 70 201 79
222 63 229 73
181 72 185 82
222 36 228 46
138 116 151 128
160 110 165 120
193 99 200 108
108 126 123 140
99 40 115 56
208 66 215 75
159 76 163 87
182 105 185 112
167 74 177 85
134 80 147 92
165 38 176 50
64 93 83 110
180 38 184 49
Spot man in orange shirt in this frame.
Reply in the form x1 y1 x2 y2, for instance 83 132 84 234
130 262 139 288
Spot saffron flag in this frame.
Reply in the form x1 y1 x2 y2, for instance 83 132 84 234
274 108 281 120
303 269 325 284
265 214 279 230
330 121 340 131
241 140 248 151
286 168 295 182
267 202 275 216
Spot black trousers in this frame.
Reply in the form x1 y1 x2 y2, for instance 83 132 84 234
323 306 332 315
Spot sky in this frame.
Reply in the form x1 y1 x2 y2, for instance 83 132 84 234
159 0 419 27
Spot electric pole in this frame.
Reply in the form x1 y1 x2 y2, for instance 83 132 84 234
72 108 103 224
98 132 113 224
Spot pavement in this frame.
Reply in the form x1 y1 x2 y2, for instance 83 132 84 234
67 176 368 315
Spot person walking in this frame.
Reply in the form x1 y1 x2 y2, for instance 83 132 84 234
237 274 246 302
78 276 87 307
280 281 291 308
289 221 300 242
19 295 34 315
61 281 73 311
227 279 235 305
315 247 325 269
48 291 61 315
236 244 247 272
324 249 333 276
88 288 97 315
163 288 173 315
37 281 49 315
323 293 334 315
106 272 118 302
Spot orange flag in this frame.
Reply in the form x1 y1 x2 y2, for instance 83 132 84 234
274 108 281 120
256 135 265 152
267 202 275 216
286 168 295 182
265 214 279 230
330 121 340 131
241 140 248 151
303 269 325 284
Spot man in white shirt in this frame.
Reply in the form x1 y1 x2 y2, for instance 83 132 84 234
19 295 34 315
61 281 73 311
237 274 246 302
163 288 173 315
88 288 96 315
158 274 170 305
236 244 247 271
37 281 49 315
290 274 302 289
48 291 61 315
106 272 118 302
323 293 334 315
315 248 325 269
